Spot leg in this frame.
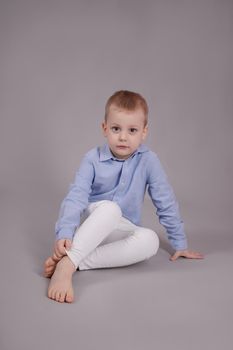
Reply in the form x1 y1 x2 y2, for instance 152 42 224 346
78 224 159 270
44 200 121 277
65 200 122 268
47 200 122 302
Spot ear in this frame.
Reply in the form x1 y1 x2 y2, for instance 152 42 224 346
102 121 107 137
142 124 148 140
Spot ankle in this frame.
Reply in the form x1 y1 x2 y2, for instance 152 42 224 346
59 256 76 273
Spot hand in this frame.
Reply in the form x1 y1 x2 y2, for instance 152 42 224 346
170 249 204 261
54 239 72 259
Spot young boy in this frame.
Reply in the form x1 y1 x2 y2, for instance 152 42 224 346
44 90 204 303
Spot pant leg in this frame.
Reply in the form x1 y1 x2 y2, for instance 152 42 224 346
65 200 122 269
78 215 160 271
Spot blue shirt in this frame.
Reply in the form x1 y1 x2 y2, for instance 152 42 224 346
55 143 188 250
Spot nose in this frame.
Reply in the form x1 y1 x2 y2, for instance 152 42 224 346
119 131 127 141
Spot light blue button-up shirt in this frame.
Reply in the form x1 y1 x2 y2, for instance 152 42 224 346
55 143 188 250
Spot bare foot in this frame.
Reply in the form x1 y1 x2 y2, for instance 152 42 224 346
48 256 76 303
44 254 61 278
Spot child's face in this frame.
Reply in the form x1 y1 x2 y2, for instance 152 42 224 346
102 106 148 160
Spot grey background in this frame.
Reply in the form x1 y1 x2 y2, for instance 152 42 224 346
1 0 233 349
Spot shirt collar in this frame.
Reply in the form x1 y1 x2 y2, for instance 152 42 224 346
99 143 149 162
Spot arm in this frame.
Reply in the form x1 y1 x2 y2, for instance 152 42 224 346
147 153 204 260
147 153 188 251
55 153 94 241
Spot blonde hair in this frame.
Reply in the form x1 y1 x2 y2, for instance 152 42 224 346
105 90 148 126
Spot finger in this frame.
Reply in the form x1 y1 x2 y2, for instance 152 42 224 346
54 245 61 258
194 251 204 258
65 239 72 251
54 242 61 257
189 252 204 259
57 241 66 256
184 251 204 259
55 245 64 258
169 252 181 261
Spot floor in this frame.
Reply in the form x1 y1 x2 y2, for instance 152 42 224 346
1 196 232 350
1 1 232 348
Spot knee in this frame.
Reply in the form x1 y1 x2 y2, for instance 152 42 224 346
97 200 122 219
137 228 159 258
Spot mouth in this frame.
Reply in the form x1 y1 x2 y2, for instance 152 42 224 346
116 145 129 149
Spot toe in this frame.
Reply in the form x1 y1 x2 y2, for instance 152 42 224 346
44 271 50 278
48 287 53 299
51 289 57 300
55 290 61 302
44 266 54 278
66 290 74 303
57 292 63 303
45 257 54 267
59 292 66 303
45 265 53 273
48 266 55 273
52 254 61 262
45 271 52 278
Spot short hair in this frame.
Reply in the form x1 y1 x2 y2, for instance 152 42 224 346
104 90 148 126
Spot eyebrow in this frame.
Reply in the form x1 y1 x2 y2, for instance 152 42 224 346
110 123 140 128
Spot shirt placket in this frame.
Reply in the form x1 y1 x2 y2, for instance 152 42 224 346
113 159 128 202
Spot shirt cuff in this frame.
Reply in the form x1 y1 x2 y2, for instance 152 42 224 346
55 228 74 241
170 238 188 251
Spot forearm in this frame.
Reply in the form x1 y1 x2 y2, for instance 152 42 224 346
55 200 87 240
162 220 188 251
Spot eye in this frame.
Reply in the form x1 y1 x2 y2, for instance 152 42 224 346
111 126 120 133
129 128 138 134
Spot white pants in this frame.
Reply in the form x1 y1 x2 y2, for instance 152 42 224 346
66 200 159 271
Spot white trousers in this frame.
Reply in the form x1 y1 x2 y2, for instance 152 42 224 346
65 200 159 271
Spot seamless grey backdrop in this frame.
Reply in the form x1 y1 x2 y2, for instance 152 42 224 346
1 1 233 350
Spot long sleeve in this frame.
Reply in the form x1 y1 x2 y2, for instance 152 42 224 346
147 153 188 251
55 154 94 240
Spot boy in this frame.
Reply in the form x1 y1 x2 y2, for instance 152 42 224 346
44 90 204 303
